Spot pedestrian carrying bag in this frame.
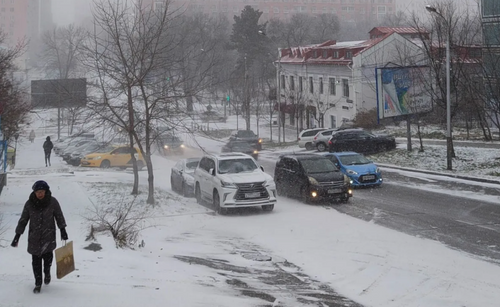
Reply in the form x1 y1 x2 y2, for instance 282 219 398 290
54 241 75 279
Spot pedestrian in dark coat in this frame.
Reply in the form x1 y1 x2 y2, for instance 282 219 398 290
42 136 53 167
11 180 68 293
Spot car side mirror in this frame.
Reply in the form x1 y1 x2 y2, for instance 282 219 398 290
209 168 215 176
260 166 264 172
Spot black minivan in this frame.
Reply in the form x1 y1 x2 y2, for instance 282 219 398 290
274 154 352 203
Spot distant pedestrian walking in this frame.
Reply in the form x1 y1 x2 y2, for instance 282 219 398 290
43 136 53 167
10 180 68 293
29 130 35 143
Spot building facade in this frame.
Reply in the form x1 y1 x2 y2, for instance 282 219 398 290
142 0 396 22
276 27 425 130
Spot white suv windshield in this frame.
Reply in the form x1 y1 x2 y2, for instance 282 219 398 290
218 158 258 174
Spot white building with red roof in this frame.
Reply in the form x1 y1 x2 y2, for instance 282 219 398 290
276 27 427 130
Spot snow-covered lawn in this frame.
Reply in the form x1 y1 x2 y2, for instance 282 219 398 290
1 115 500 306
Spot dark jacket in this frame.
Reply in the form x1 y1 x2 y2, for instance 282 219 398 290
43 138 53 154
15 190 67 256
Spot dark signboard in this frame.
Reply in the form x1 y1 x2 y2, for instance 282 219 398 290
31 78 87 109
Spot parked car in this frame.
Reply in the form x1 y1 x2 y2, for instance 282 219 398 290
80 145 145 170
66 143 114 166
170 158 201 197
221 141 259 160
298 128 328 150
328 129 396 154
322 152 382 187
274 153 352 203
229 130 262 150
193 153 277 214
60 139 97 160
157 134 185 155
311 129 341 152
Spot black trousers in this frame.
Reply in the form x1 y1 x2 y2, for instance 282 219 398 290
44 152 51 166
32 252 53 285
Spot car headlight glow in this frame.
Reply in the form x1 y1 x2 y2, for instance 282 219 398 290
91 156 102 160
220 180 237 188
164 145 169 149
253 150 258 154
308 176 319 185
346 169 358 175
180 144 185 148
258 139 262 143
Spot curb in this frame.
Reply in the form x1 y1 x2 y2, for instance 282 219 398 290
378 163 500 185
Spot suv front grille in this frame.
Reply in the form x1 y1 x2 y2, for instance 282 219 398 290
234 181 269 200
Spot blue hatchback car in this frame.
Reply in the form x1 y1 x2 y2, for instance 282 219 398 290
322 152 382 187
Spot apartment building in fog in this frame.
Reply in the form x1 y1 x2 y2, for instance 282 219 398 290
142 0 396 23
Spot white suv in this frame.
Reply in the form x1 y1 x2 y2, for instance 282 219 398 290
298 128 327 150
194 153 277 214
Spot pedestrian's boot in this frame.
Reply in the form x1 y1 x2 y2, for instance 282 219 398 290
44 269 51 285
33 285 41 293
34 278 42 293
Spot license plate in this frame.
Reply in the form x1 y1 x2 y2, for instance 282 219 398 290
364 175 375 180
328 189 341 194
245 192 260 198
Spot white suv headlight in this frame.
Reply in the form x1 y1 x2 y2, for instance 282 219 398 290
220 180 237 188
308 176 319 185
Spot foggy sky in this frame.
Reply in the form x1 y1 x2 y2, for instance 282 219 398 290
52 0 93 26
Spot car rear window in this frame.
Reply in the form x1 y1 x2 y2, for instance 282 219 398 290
237 131 256 137
301 130 318 137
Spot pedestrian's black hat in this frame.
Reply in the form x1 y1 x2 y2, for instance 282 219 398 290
32 180 50 191
46 136 50 141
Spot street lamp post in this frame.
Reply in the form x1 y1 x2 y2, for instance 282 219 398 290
426 5 452 170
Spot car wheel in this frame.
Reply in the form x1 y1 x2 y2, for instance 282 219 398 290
276 182 286 197
195 183 202 204
181 182 188 197
340 194 350 203
170 176 176 192
213 190 226 215
316 142 326 152
100 160 111 168
305 143 314 150
301 186 311 204
262 204 274 212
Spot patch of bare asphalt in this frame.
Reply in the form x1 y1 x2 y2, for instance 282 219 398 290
174 253 363 307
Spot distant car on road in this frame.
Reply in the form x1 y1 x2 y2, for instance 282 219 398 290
157 134 185 155
328 129 396 154
170 158 201 197
322 152 382 187
229 130 262 150
221 141 259 160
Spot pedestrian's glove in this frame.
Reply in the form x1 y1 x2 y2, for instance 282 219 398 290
11 234 21 247
60 228 68 241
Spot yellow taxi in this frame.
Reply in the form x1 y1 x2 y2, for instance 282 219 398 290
80 145 145 170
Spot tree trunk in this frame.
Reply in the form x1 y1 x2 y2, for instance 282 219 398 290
127 87 139 195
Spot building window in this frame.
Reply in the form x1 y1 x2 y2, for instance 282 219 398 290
9 7 13 12
329 77 336 95
345 51 352 59
330 115 337 128
309 76 314 93
299 76 303 92
333 51 339 58
281 74 286 90
319 77 323 94
290 76 295 90
483 0 500 17
342 79 349 97
322 50 328 58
